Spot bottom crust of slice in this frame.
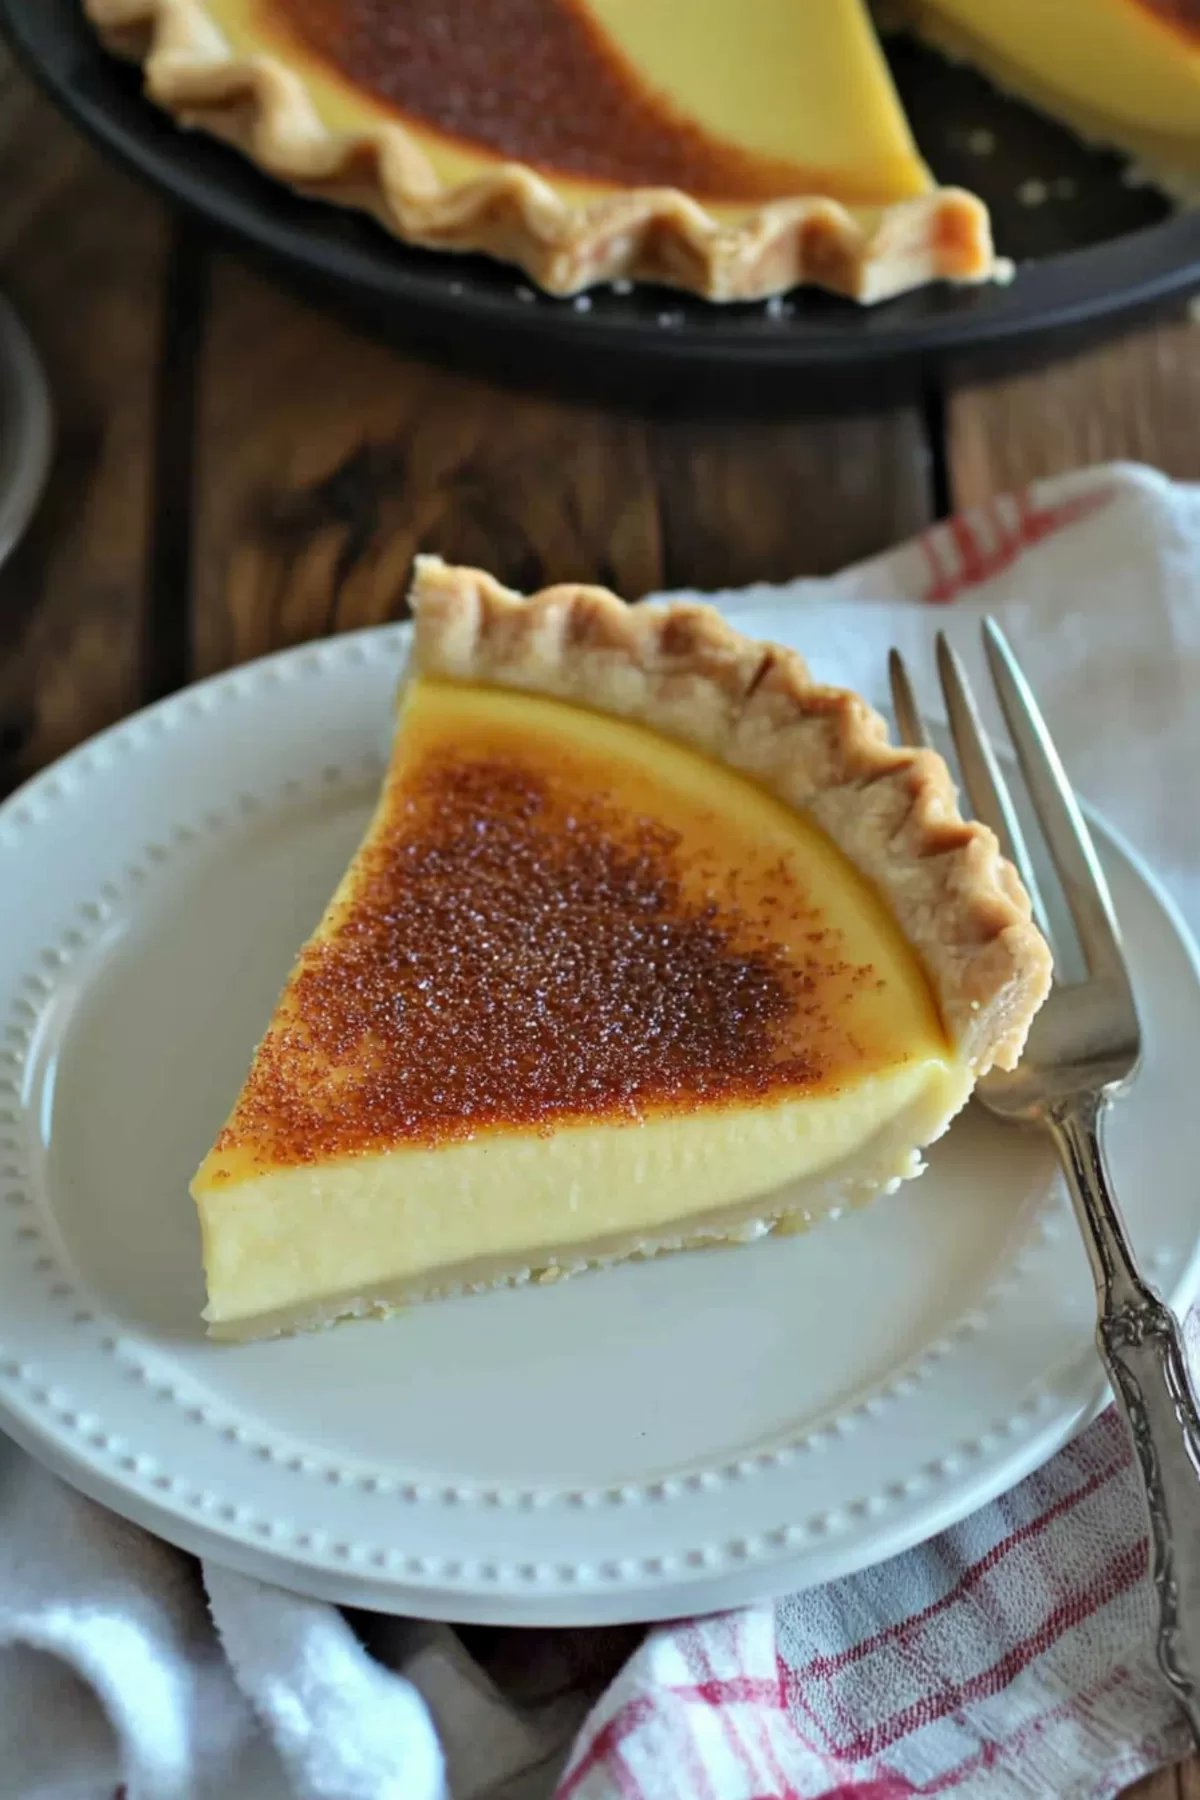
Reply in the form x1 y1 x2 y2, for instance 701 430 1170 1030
207 1185 899 1341
200 1053 973 1341
205 1125 940 1341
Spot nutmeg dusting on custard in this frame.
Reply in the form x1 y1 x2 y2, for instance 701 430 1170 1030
265 0 909 202
218 745 882 1166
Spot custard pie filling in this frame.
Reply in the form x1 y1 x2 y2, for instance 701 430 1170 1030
195 680 971 1332
205 0 937 211
191 563 1050 1340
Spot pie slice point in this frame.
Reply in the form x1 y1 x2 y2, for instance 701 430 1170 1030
192 561 1051 1340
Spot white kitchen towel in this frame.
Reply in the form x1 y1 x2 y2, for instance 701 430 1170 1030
3 460 1198 1800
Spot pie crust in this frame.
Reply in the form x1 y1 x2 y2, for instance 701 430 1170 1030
408 555 1053 1072
84 0 996 302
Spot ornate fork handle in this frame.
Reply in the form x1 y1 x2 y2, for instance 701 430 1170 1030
1046 1092 1200 1743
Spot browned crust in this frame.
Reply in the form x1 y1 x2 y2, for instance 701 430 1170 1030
84 0 997 302
408 556 1052 1072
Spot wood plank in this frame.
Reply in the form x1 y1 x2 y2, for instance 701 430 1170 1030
0 64 170 791
191 257 664 675
1125 1768 1182 1800
190 257 934 676
648 406 933 590
946 314 1200 508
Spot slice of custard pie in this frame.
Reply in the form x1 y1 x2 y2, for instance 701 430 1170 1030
192 559 1051 1339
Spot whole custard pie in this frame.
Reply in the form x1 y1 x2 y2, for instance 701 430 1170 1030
86 0 1200 301
191 560 1053 1340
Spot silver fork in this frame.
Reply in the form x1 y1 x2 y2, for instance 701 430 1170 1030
891 622 1200 1742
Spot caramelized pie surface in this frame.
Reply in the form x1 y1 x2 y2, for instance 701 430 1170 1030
207 678 950 1182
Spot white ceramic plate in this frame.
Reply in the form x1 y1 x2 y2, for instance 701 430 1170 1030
1 608 1198 1626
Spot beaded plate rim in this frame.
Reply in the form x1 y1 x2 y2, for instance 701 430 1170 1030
0 614 1196 1623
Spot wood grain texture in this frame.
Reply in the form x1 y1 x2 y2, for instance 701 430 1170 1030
1126 1768 1184 1800
0 66 170 793
946 314 1200 506
647 407 933 592
190 257 934 676
191 256 664 674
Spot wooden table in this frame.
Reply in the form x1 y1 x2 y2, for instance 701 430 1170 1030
4 54 1200 1800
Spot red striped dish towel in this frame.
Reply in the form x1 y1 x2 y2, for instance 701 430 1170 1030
560 1413 1183 1799
557 462 1200 1800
